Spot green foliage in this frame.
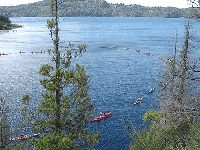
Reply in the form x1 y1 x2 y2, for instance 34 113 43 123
0 15 21 30
0 21 3 30
0 15 14 30
47 19 56 37
130 129 164 150
39 64 53 76
50 0 55 7
130 22 200 150
20 0 99 149
0 15 11 24
0 97 10 148
4 143 28 150
142 110 163 122
77 44 87 51
34 131 74 150
21 94 31 103
46 19 56 29
130 118 200 150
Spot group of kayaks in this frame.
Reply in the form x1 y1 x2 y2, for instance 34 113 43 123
10 86 156 141
9 133 40 141
10 112 112 141
133 87 156 105
91 87 157 121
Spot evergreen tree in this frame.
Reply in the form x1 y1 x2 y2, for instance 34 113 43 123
0 15 21 30
0 15 11 24
130 2 200 149
0 96 10 149
0 15 11 30
21 0 99 149
130 22 200 150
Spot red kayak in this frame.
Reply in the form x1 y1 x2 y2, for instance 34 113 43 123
90 111 112 122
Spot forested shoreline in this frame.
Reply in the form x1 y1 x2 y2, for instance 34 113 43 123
0 0 199 18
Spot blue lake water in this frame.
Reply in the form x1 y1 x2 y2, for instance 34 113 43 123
0 17 195 149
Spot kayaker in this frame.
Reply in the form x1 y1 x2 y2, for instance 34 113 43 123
19 129 24 137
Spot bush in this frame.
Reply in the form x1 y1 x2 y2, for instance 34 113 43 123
0 15 11 24
0 21 3 30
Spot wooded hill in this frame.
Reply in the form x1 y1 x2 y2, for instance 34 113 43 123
0 0 199 18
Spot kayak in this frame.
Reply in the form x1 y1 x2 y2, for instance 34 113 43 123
9 133 40 141
90 111 112 122
133 97 143 105
148 87 156 93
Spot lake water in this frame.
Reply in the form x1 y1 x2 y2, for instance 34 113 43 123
0 17 194 149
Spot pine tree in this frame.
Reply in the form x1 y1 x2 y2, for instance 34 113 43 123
0 96 10 149
21 0 99 149
158 21 199 129
130 22 200 150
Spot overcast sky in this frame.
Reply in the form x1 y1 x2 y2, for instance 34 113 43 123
0 0 190 8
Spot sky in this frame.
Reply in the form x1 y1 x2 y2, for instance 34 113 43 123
0 0 42 6
107 0 190 8
0 0 191 8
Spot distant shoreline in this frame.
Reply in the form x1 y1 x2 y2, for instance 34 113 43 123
0 0 197 18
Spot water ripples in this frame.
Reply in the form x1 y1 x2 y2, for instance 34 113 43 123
0 17 190 149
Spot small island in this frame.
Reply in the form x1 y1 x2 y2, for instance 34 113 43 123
0 15 22 30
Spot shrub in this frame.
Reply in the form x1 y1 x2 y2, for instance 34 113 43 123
0 21 3 30
0 15 11 24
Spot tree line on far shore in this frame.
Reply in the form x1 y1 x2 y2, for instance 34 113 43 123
0 0 200 18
